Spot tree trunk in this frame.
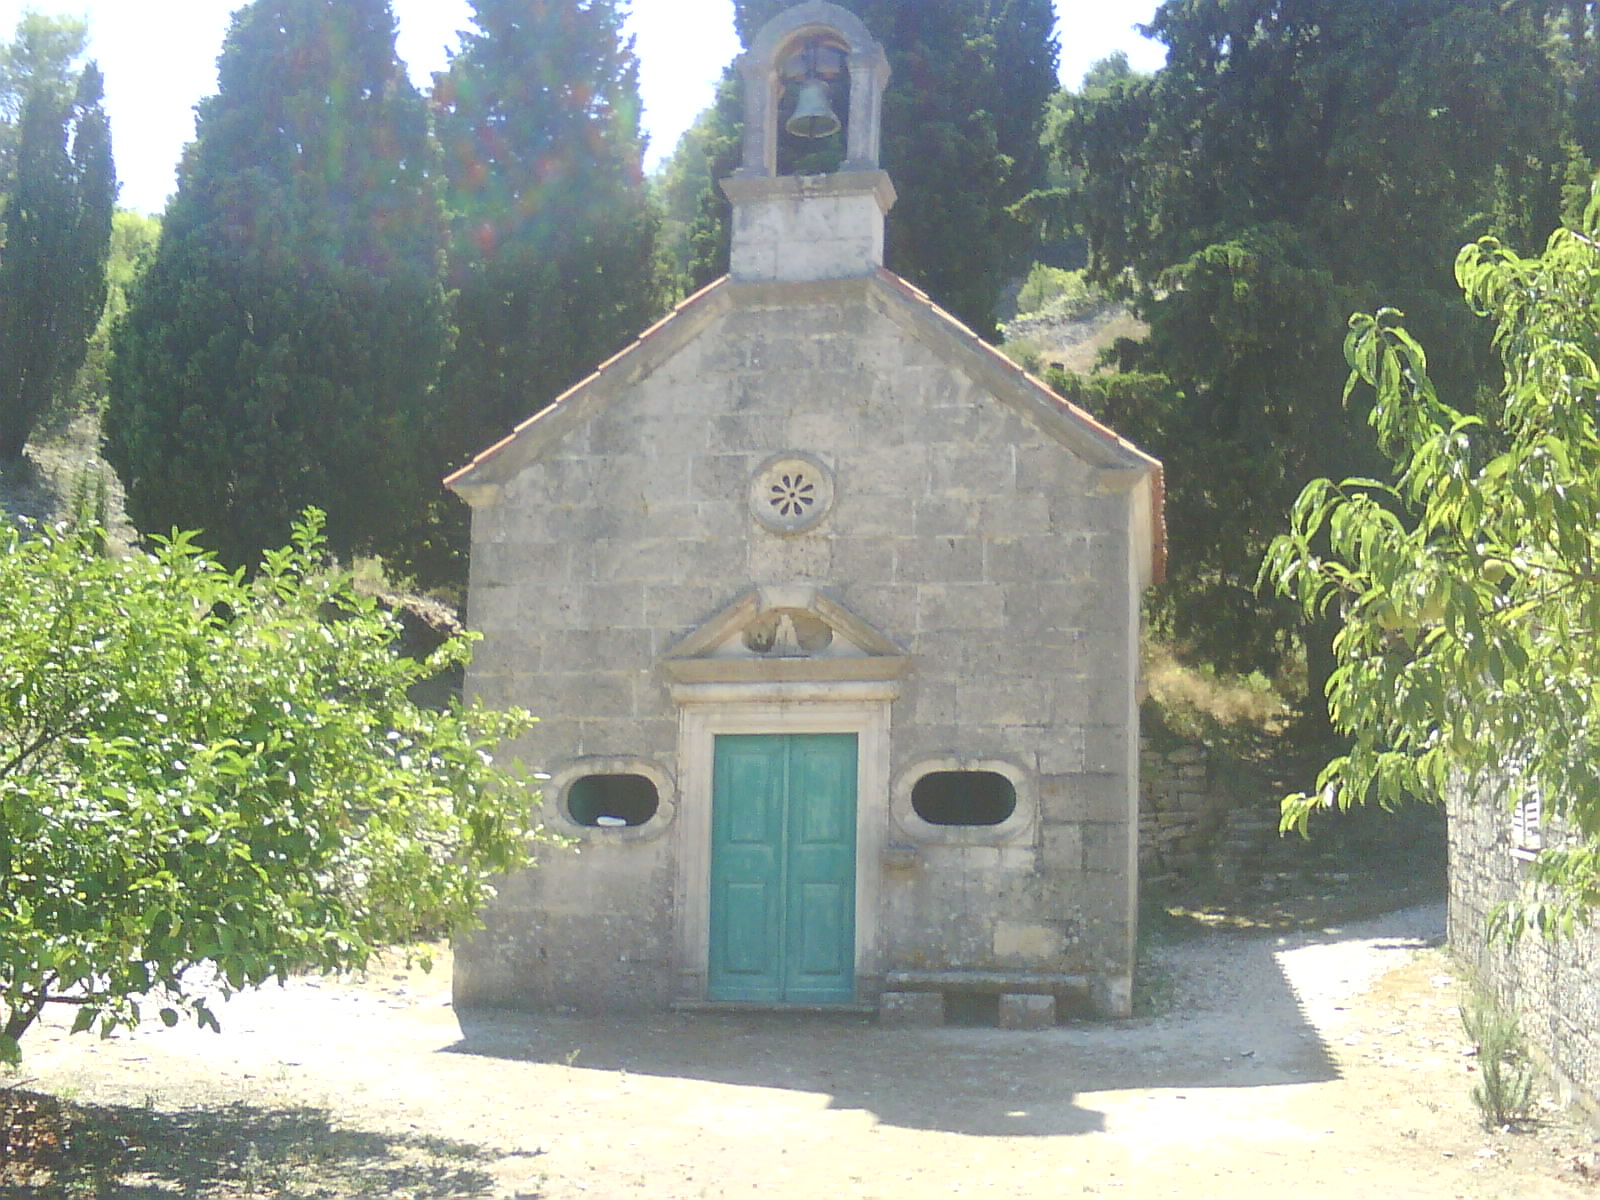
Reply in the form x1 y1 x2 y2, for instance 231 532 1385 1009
1300 612 1340 744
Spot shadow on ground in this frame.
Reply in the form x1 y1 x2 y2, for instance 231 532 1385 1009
452 1005 1117 1136
0 1092 522 1200
439 914 1428 1138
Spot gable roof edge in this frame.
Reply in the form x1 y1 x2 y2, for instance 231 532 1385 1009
440 267 1166 586
865 270 1160 476
444 278 735 501
864 270 1166 586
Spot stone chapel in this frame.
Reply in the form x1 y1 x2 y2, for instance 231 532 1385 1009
445 0 1164 1025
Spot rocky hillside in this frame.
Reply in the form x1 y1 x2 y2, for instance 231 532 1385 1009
1003 302 1148 376
0 413 135 548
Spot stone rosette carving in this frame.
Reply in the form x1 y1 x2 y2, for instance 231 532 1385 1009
749 451 835 534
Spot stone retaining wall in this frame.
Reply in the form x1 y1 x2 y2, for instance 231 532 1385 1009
1447 781 1600 1124
1138 742 1214 874
1137 738 1281 881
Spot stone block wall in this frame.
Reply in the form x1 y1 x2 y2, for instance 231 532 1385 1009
1447 781 1600 1123
1139 742 1213 874
724 173 892 283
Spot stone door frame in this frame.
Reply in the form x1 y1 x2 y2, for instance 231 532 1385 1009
669 682 897 1005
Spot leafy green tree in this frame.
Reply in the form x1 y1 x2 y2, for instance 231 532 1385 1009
1029 53 1152 272
1072 49 1139 96
1263 188 1600 927
0 510 537 1064
654 89 736 288
682 0 1058 334
61 208 161 421
1051 0 1568 694
0 11 87 112
433 0 666 476
0 61 114 461
105 0 451 573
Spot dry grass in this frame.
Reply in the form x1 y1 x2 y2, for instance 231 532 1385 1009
1144 641 1292 745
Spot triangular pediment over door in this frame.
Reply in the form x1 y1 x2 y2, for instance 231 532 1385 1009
661 586 910 687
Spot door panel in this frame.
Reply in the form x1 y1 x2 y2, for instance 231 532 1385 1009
709 733 857 1004
722 883 775 975
709 737 786 1000
794 881 851 973
783 734 857 1002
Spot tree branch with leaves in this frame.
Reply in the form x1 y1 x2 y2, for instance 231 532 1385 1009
1262 187 1600 931
0 511 542 1064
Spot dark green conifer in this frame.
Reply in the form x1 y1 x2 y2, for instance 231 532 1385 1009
106 0 451 571
1050 0 1569 692
433 0 666 467
0 61 114 461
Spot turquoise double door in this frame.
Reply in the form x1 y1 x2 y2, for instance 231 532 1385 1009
709 733 858 1005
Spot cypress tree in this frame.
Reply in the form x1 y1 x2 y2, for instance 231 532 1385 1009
985 0 1057 264
0 63 114 462
434 0 666 467
0 12 89 180
106 0 451 571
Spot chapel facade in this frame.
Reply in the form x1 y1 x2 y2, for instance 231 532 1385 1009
446 0 1164 1024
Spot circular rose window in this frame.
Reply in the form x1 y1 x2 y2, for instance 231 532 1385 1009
749 452 836 534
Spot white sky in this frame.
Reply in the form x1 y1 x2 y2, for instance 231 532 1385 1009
0 0 1164 215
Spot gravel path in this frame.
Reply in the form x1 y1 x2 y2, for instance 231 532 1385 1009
16 901 1599 1198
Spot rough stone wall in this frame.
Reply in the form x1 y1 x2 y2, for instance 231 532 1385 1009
1139 742 1221 875
1137 739 1283 884
1447 782 1600 1121
455 283 1141 1012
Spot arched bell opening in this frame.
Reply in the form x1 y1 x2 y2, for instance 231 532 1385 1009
775 33 852 177
736 2 890 181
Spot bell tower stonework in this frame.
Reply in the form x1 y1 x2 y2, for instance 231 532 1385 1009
722 1 896 283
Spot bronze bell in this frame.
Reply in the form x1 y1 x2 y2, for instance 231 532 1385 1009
785 77 841 139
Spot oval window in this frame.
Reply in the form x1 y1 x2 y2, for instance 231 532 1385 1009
910 771 1017 827
567 774 660 828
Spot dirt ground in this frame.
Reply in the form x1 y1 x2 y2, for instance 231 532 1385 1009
5 900 1598 1199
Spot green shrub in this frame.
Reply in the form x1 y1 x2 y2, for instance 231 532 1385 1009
1460 990 1535 1127
1015 263 1104 320
0 510 541 1064
998 337 1046 375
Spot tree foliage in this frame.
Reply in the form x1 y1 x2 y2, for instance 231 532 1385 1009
433 0 666 476
0 510 538 1064
105 0 451 573
0 12 86 110
0 11 87 176
680 0 1058 335
1050 0 1570 687
61 208 161 421
1262 187 1600 928
670 64 743 291
1521 0 1600 157
0 60 114 461
653 77 739 286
